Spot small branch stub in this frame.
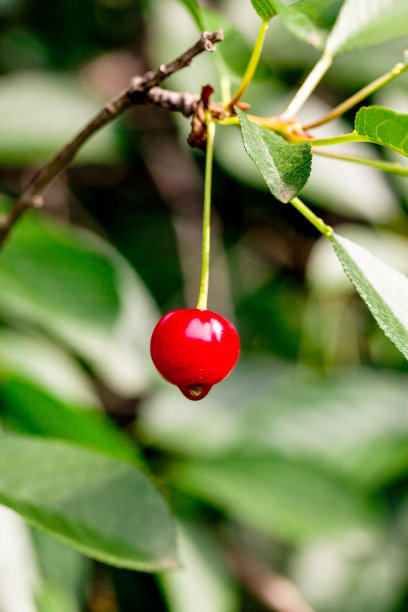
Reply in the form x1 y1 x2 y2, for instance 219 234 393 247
188 86 249 151
188 85 215 152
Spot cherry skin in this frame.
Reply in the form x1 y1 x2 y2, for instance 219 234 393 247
150 309 240 400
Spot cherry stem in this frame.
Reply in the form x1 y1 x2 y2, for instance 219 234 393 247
290 197 332 238
225 19 269 111
196 113 216 311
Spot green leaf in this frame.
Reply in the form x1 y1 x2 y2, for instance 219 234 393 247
330 232 408 361
203 9 266 81
0 329 100 407
32 529 89 612
0 72 121 165
276 0 344 49
237 109 312 202
325 0 408 55
0 210 159 395
0 373 140 464
169 451 380 542
0 432 178 571
160 523 237 612
35 583 79 612
355 106 408 158
0 215 120 327
175 0 206 31
173 3 258 96
250 0 279 22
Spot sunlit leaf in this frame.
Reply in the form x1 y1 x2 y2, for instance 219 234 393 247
355 106 408 158
331 231 408 360
250 0 279 22
275 0 343 49
237 109 312 202
35 583 78 612
0 432 178 571
325 0 408 55
293 530 408 612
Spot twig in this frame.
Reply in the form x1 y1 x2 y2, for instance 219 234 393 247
303 61 408 130
0 30 223 248
281 50 333 120
227 544 316 612
313 147 408 176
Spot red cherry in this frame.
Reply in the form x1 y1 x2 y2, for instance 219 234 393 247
150 309 240 401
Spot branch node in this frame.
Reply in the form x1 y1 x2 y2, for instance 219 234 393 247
201 32 217 52
129 75 144 93
104 101 117 115
32 195 44 209
201 30 223 52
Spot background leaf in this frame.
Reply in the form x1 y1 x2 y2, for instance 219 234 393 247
275 0 343 49
0 433 178 571
203 9 266 82
355 106 408 158
250 0 279 22
140 361 408 490
169 450 381 542
325 0 408 55
159 523 238 612
0 372 140 464
32 530 89 612
0 210 159 395
330 232 408 361
0 72 121 165
175 0 205 30
237 109 312 202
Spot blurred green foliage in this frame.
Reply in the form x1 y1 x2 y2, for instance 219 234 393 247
1 1 408 611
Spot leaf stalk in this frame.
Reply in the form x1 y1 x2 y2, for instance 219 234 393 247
225 19 269 111
281 50 333 119
290 197 332 237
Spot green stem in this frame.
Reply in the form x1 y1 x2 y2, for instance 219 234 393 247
290 197 332 237
313 148 408 176
225 19 269 111
302 133 359 146
196 114 216 311
282 50 333 119
220 78 232 106
304 132 408 158
304 62 408 130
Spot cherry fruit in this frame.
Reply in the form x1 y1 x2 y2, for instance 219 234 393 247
150 309 240 400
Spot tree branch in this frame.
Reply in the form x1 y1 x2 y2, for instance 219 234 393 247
227 544 316 612
0 30 223 248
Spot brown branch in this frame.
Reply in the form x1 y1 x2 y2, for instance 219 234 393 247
0 30 223 248
227 544 316 612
